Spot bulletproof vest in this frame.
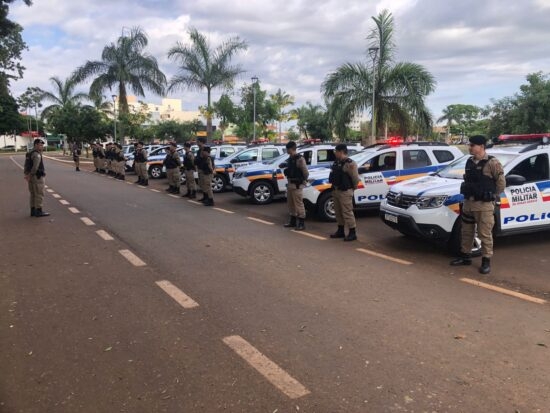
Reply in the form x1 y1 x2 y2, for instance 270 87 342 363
92 148 99 158
460 156 497 201
285 154 305 183
329 158 353 190
195 152 204 169
183 152 194 170
135 149 146 162
98 148 105 159
24 150 45 177
200 157 212 174
164 152 179 169
116 149 125 162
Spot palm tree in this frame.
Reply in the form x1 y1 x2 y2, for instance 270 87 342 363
167 27 248 139
40 76 89 120
270 89 295 142
322 10 436 144
437 105 461 140
73 27 166 114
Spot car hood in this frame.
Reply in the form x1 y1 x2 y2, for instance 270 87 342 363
388 175 462 196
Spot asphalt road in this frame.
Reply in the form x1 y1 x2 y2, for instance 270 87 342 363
1 154 550 413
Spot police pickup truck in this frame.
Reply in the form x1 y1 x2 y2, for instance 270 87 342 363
303 142 463 220
380 140 550 254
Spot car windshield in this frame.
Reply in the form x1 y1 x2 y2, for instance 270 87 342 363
266 153 288 165
349 150 377 165
436 153 517 179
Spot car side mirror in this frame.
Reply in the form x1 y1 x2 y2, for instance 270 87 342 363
506 174 526 186
230 158 239 164
278 162 288 168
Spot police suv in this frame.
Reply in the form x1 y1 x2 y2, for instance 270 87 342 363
303 142 463 221
380 139 550 254
232 144 358 205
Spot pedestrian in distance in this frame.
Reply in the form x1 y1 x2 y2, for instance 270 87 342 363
24 138 50 217
195 137 207 201
164 142 182 194
282 141 308 231
72 143 81 171
134 141 149 186
328 143 360 241
182 142 197 198
450 135 505 274
200 146 215 206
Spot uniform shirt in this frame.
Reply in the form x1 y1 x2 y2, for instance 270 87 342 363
287 155 309 185
136 148 148 162
29 151 43 176
343 158 360 190
202 156 213 174
464 154 505 212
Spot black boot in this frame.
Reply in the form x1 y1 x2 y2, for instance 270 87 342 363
136 178 142 184
30 207 36 217
450 253 472 266
479 257 491 274
284 216 297 228
295 218 306 231
330 225 345 239
143 179 148 186
344 228 357 242
203 197 214 206
76 167 80 171
190 190 196 199
166 186 174 192
119 175 125 181
34 208 50 217
174 187 180 194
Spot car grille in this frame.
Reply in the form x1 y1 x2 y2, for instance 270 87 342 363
386 191 418 209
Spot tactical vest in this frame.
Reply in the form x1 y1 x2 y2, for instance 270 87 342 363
329 158 353 191
200 158 213 174
115 149 125 162
135 149 146 163
460 156 497 201
164 152 179 169
92 148 99 158
98 148 105 159
24 150 45 177
183 152 194 170
195 153 204 170
285 154 305 184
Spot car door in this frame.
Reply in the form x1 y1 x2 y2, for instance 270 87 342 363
231 148 258 168
314 148 336 169
354 150 399 207
500 153 550 231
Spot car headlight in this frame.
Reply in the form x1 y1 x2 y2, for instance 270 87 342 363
416 195 448 209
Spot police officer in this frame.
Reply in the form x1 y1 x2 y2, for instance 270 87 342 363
115 143 126 180
329 143 360 241
164 142 182 194
24 138 50 217
134 141 148 186
182 142 197 198
96 142 106 173
72 143 81 171
200 146 214 206
283 141 308 230
450 135 505 274
195 137 207 201
104 142 113 175
91 142 101 172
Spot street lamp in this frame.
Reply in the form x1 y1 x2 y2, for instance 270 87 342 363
368 47 379 143
112 95 117 143
251 76 259 142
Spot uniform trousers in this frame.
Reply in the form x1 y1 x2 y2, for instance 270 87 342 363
166 168 181 189
135 162 147 180
286 183 305 219
460 202 495 258
28 176 45 209
202 173 213 198
185 170 196 192
333 188 356 229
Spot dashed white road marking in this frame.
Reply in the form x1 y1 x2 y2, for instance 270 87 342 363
46 189 54 193
125 181 132 185
291 230 327 241
213 207 235 214
356 248 413 265
80 217 95 226
460 278 547 305
9 156 23 170
222 335 310 399
247 217 275 226
68 207 80 214
168 194 180 199
96 230 114 241
155 280 199 309
118 249 146 267
150 189 161 193
188 200 202 205
59 200 70 205
52 194 61 199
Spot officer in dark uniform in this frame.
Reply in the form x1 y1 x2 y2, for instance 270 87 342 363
450 135 505 274
115 143 126 180
24 138 50 217
195 137 208 201
200 146 214 206
182 142 197 198
96 142 106 173
163 142 182 193
134 141 148 186
282 141 309 230
72 143 81 171
92 142 101 172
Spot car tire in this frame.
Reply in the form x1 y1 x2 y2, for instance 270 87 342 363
149 165 163 179
317 191 336 222
250 181 274 205
448 219 482 257
212 174 227 193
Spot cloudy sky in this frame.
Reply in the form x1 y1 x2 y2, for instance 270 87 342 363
10 0 550 124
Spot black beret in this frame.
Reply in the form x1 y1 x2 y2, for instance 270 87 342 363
203 146 211 153
137 141 144 146
197 137 207 144
335 143 348 152
469 135 487 146
33 138 44 145
286 141 297 149
184 142 191 148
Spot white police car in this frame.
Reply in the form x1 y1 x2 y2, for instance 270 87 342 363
303 142 463 220
380 140 550 254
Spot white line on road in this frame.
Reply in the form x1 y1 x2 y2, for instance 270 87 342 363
150 189 161 193
213 207 235 214
46 189 54 193
247 217 275 226
460 278 547 305
80 217 95 226
356 248 413 265
96 230 114 241
59 200 70 205
118 249 146 267
168 194 180 199
291 230 327 241
68 207 80 214
155 280 199 309
9 156 23 170
222 335 310 399
52 194 61 199
188 200 202 205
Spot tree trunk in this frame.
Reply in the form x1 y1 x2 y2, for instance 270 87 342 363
206 88 212 141
118 83 129 114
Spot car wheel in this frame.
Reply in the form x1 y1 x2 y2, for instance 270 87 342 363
317 191 336 221
149 165 163 179
250 181 274 205
448 219 482 257
212 174 227 193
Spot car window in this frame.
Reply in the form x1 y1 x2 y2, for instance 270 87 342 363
317 149 336 163
262 148 280 160
302 150 313 165
403 150 431 168
236 149 258 162
220 148 235 158
362 151 397 172
433 150 455 163
508 154 549 183
211 148 218 157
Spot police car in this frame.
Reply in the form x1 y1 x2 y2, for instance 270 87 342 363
232 144 358 205
303 142 463 220
379 139 550 254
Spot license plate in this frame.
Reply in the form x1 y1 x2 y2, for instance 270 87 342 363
384 213 398 224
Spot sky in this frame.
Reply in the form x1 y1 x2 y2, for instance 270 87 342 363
9 0 550 125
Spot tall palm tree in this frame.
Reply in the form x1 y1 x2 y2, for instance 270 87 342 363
73 27 166 114
167 27 248 139
322 10 436 144
270 88 295 142
437 105 461 140
40 75 89 120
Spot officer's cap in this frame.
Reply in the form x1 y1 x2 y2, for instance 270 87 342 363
286 141 297 150
335 143 348 153
469 135 487 146
197 137 207 144
137 141 144 146
33 138 45 145
184 142 191 148
203 146 211 153
169 141 177 147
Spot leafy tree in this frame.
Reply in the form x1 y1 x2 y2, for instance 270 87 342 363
322 9 435 144
74 26 166 114
233 82 277 141
47 105 109 143
270 89 295 142
117 101 152 138
40 75 89 120
153 119 203 143
0 80 26 133
291 102 332 141
213 93 237 137
16 86 42 131
437 104 481 138
167 27 247 139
